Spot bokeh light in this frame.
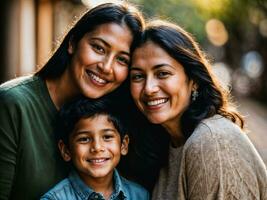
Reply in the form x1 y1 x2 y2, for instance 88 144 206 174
194 0 229 13
205 19 228 46
248 7 265 26
242 51 264 79
212 62 232 89
232 69 251 96
259 19 267 37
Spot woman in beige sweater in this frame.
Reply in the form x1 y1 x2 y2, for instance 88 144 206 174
130 20 267 200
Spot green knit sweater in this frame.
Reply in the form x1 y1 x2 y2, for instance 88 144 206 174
0 75 68 200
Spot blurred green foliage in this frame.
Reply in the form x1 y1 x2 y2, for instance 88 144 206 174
133 0 207 42
132 0 267 43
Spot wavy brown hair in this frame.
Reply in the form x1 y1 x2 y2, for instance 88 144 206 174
134 20 244 139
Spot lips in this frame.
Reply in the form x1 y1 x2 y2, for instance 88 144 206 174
86 71 109 85
87 158 109 164
146 98 168 106
142 97 169 111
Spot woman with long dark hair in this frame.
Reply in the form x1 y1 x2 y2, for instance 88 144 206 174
130 20 267 199
0 3 144 199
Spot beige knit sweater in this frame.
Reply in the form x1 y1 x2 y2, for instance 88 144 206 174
152 115 267 200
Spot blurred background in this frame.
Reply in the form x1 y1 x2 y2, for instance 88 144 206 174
0 0 266 164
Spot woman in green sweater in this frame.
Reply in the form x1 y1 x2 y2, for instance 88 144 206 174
0 2 145 199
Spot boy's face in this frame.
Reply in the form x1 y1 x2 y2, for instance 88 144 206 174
59 114 129 185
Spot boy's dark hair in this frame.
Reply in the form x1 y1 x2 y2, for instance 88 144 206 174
57 96 127 145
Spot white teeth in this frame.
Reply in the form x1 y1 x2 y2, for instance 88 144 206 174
89 73 107 84
89 159 106 163
147 99 168 106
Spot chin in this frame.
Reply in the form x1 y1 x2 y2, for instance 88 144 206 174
91 172 109 178
83 91 105 99
146 115 166 125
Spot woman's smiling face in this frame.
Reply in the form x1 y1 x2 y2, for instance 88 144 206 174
130 41 194 128
67 23 133 99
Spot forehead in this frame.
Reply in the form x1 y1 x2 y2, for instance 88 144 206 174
132 41 180 68
74 114 116 130
90 22 127 34
133 42 165 57
86 23 133 51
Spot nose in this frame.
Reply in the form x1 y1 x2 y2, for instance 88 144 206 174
97 56 113 74
144 77 159 96
90 139 104 153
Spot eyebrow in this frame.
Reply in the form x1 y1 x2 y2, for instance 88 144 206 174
74 128 117 135
131 63 172 71
73 130 92 135
91 37 130 56
102 128 117 133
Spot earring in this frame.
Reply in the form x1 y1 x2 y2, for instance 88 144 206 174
192 90 199 101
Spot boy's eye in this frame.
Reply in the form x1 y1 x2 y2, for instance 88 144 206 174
91 43 105 54
117 56 129 66
103 134 114 141
77 137 91 143
130 73 145 82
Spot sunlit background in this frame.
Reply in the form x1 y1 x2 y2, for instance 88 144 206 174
0 0 266 164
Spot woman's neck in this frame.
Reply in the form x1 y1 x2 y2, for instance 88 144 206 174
163 120 185 148
45 69 78 110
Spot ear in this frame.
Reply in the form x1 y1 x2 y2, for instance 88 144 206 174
58 139 72 162
191 80 198 91
67 36 75 54
120 135 129 156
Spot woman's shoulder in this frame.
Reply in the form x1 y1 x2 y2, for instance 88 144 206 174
181 118 267 200
200 114 237 129
0 75 42 102
182 114 253 165
0 75 37 92
185 115 244 148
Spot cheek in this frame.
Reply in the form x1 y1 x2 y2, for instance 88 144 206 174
114 68 128 83
109 141 122 154
73 48 94 68
69 55 84 79
71 145 87 159
77 51 94 66
130 84 141 99
172 86 191 109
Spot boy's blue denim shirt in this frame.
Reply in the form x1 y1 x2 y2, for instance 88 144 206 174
40 169 149 200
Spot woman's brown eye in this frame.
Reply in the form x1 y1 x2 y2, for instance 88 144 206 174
157 71 170 78
92 44 105 53
131 73 144 82
117 56 129 66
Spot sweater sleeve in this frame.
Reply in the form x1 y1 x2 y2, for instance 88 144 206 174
0 93 21 200
181 120 267 200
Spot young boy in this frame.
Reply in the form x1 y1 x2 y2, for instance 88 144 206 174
40 97 149 200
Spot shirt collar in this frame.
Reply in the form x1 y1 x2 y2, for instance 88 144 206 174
69 170 94 199
110 169 127 199
68 169 127 200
